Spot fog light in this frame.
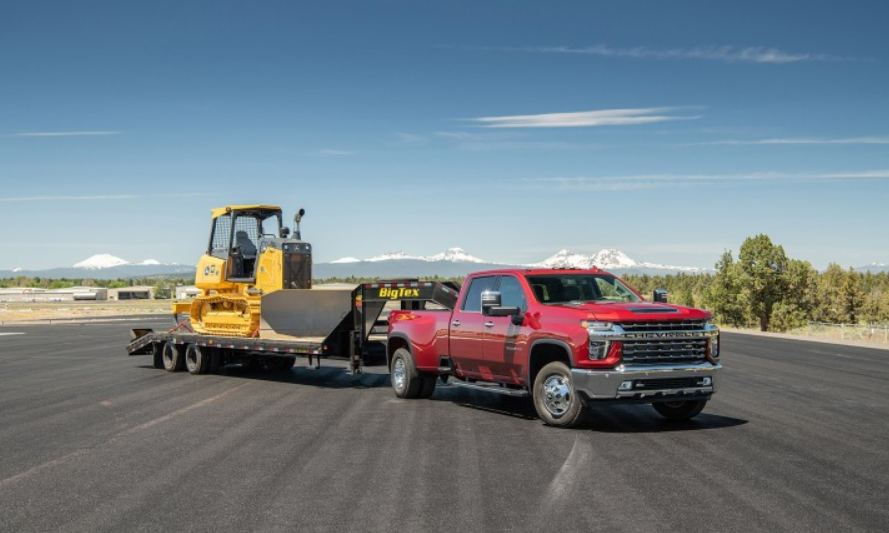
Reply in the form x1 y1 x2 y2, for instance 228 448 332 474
702 377 712 386
618 381 633 391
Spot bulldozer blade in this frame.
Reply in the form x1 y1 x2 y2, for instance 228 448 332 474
259 288 354 340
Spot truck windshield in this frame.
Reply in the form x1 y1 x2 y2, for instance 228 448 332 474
525 274 641 304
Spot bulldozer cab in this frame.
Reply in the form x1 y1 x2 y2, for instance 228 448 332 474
208 205 283 281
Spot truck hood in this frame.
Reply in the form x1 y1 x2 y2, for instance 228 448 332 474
549 301 712 322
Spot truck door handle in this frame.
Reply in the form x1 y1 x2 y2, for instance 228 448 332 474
484 322 495 328
452 320 461 327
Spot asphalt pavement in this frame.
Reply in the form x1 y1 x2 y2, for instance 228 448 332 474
1 320 887 532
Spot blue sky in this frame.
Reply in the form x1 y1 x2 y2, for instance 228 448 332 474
2 0 887 270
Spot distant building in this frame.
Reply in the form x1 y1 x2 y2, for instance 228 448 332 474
0 287 108 302
107 286 154 300
175 286 201 299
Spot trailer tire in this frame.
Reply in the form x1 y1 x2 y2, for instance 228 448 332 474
208 348 224 374
532 361 586 428
162 341 184 372
391 348 422 399
151 343 164 369
652 399 707 421
262 356 295 373
185 344 210 375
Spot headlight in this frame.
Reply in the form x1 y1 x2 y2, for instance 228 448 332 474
704 321 720 359
584 321 614 359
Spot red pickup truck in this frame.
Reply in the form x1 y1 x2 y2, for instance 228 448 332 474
386 268 721 428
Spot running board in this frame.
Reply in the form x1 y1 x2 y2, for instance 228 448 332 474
449 381 530 397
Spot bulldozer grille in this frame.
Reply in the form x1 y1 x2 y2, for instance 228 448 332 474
284 252 312 289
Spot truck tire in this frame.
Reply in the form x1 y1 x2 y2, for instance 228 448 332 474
391 348 422 399
185 344 210 375
418 374 437 399
532 361 586 428
652 399 707 421
162 341 184 372
151 343 164 369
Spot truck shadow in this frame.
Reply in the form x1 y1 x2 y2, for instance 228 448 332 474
432 387 748 431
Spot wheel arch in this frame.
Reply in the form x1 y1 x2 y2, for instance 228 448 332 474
386 334 411 369
528 339 572 386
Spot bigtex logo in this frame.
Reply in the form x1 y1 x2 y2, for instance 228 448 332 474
378 287 421 300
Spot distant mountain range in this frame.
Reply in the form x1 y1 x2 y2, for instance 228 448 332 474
2 249 885 280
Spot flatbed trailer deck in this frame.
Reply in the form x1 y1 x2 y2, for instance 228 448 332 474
126 280 459 374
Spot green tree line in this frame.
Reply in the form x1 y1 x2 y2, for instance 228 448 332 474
624 234 889 331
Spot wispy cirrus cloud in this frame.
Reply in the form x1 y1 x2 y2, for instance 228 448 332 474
7 131 121 138
695 136 889 146
467 107 699 129
435 130 601 151
474 45 847 64
528 169 889 191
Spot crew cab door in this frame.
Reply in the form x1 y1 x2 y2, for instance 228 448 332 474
482 275 529 383
449 275 498 377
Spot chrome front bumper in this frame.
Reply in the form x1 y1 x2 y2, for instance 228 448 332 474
571 362 721 401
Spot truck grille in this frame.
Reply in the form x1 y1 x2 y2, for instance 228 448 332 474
618 321 708 365
620 320 705 332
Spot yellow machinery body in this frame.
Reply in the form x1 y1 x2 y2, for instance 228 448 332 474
174 205 312 337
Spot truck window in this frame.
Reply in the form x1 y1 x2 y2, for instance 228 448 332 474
461 276 498 312
526 274 641 304
498 276 527 312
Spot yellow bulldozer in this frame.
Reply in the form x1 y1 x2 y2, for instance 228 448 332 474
174 204 313 337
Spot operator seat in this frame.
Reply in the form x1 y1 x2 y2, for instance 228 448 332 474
233 231 257 279
235 231 257 257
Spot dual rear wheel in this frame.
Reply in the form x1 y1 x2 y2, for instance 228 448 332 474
390 348 436 399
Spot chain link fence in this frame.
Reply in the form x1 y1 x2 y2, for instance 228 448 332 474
794 322 889 346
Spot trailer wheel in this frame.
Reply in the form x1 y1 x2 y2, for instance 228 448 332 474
151 343 164 369
391 348 422 399
208 348 224 374
162 341 184 372
185 344 210 375
261 356 295 373
652 399 707 421
532 361 586 428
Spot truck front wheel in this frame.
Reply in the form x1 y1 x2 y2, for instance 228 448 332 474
652 399 707 421
391 348 422 399
533 362 586 428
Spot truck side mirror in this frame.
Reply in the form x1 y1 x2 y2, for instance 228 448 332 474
481 290 501 315
482 290 523 324
653 289 668 303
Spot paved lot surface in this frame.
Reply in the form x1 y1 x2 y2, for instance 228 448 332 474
1 320 887 532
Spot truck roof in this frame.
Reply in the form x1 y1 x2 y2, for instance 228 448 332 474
466 267 617 278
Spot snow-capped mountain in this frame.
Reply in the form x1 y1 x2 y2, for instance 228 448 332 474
534 248 703 273
333 248 488 264
419 248 487 263
73 254 132 269
366 251 417 262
